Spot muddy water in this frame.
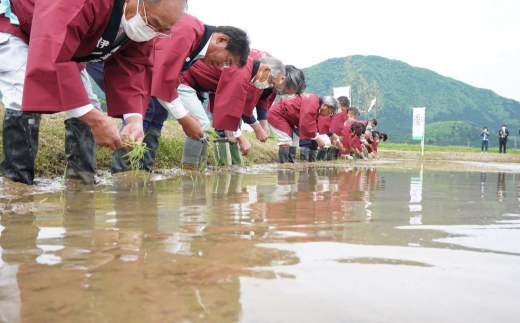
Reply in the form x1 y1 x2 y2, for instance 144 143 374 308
1 161 520 323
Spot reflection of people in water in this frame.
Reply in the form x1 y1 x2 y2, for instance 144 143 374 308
497 173 507 201
480 172 487 199
0 210 40 323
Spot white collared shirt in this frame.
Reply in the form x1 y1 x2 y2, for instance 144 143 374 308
194 34 212 61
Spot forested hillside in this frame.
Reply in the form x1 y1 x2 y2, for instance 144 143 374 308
304 55 520 148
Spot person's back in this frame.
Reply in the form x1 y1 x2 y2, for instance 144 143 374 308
481 127 489 153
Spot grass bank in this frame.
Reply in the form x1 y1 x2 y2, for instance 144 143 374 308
1 105 518 179
0 106 279 178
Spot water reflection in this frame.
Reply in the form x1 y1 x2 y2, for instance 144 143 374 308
1 163 520 322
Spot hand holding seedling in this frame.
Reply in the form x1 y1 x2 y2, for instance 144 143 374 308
178 113 204 140
259 120 270 136
237 135 251 155
251 122 268 142
78 108 122 151
121 116 145 150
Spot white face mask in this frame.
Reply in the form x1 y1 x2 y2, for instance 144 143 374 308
367 125 373 130
121 0 156 42
254 70 272 90
502 127 506 131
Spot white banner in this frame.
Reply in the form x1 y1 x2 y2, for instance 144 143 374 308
412 107 426 140
333 86 351 101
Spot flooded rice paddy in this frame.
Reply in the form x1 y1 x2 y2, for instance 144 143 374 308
1 160 520 323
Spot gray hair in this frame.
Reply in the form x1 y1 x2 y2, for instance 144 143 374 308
322 96 339 112
259 57 285 78
347 106 361 117
282 65 306 96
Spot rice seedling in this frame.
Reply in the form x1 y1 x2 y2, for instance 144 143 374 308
122 138 152 172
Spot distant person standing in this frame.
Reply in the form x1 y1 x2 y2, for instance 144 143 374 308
499 125 509 153
481 127 489 153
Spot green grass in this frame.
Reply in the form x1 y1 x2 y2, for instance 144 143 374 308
379 143 520 154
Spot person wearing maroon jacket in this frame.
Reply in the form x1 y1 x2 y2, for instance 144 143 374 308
268 94 338 163
316 96 350 161
0 0 185 185
177 54 286 169
87 16 250 174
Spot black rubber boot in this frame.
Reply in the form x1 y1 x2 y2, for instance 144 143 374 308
278 146 290 163
64 118 96 185
141 126 161 172
111 125 162 174
110 124 130 174
299 147 310 162
309 150 317 163
327 148 338 161
288 147 297 163
1 110 41 185
317 148 327 161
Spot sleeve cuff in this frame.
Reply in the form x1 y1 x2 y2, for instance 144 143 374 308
65 104 95 118
311 134 319 140
232 129 243 138
158 97 189 120
123 113 143 120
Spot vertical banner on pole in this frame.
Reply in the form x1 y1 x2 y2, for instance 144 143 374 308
412 107 426 155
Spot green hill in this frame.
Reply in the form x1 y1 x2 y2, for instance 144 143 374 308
304 55 520 148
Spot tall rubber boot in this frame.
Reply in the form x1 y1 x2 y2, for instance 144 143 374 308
200 140 208 169
317 148 327 161
299 147 310 162
110 124 130 174
213 139 232 166
309 150 317 163
278 146 290 163
288 147 297 163
141 126 161 172
327 148 338 161
181 137 204 170
229 142 244 166
64 118 96 185
1 110 41 185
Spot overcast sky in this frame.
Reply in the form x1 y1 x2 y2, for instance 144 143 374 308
188 0 520 102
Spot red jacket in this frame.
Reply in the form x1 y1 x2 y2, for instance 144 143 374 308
0 0 154 117
151 14 205 103
268 94 321 140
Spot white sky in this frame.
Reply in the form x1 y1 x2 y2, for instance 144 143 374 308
188 0 520 102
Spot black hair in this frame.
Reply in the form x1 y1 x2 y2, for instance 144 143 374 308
502 124 507 127
337 96 350 109
381 133 388 141
370 119 378 126
372 130 381 137
483 127 488 130
350 122 365 137
215 26 251 67
283 65 306 95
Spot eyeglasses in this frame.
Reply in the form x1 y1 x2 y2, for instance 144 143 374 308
141 0 171 39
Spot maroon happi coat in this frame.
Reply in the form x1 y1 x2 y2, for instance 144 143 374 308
268 94 321 140
151 14 204 103
318 115 331 135
0 0 154 117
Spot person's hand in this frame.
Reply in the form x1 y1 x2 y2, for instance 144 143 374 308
121 116 145 150
237 135 251 155
178 113 204 140
225 130 237 143
259 120 270 137
251 122 268 142
355 148 361 154
334 140 344 151
315 137 326 148
78 108 122 151
341 155 354 161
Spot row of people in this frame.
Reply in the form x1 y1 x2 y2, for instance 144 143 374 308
0 0 386 186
